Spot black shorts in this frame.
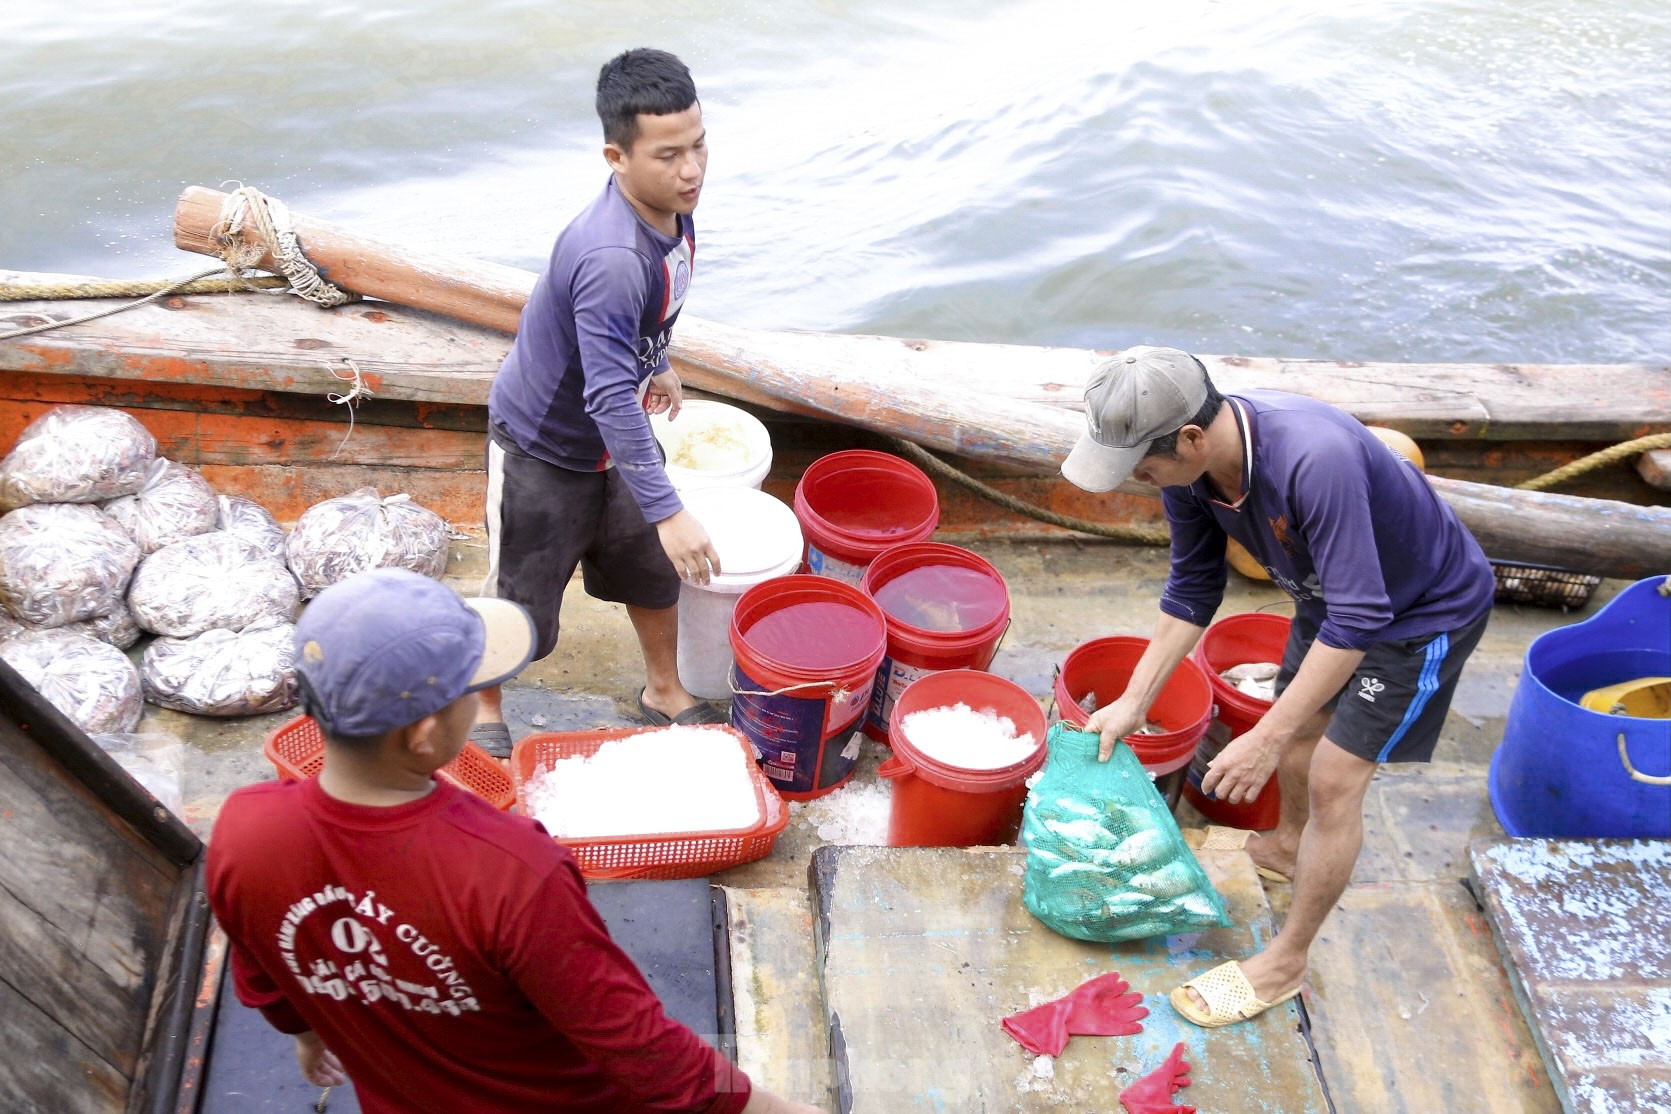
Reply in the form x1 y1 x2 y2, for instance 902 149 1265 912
1273 608 1491 763
482 438 679 662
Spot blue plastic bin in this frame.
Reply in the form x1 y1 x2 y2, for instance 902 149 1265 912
1490 576 1671 837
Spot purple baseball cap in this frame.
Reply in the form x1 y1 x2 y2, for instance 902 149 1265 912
294 567 535 737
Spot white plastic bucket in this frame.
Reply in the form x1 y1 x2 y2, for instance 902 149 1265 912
676 487 804 700
651 400 772 492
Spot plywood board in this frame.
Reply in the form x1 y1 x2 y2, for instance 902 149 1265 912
811 844 1327 1112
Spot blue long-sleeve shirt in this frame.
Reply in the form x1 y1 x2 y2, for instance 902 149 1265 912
488 178 695 523
1159 391 1494 650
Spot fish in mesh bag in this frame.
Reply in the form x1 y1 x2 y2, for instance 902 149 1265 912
0 628 143 735
1022 724 1230 942
0 503 141 628
0 404 156 512
141 618 297 717
129 531 299 638
285 488 449 597
103 458 220 555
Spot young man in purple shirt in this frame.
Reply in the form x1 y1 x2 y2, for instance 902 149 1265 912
1061 346 1494 1028
475 48 724 752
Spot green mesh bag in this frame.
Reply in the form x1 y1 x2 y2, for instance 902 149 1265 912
1022 723 1230 942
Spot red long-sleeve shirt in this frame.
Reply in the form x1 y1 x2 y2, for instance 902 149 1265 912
205 777 751 1113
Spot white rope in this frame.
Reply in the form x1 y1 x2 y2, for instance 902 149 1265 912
216 185 358 308
728 672 850 702
327 359 373 458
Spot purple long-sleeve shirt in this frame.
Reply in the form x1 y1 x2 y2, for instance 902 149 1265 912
488 178 695 523
1159 391 1494 650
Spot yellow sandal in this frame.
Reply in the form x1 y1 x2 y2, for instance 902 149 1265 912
1184 825 1293 884
1170 960 1302 1028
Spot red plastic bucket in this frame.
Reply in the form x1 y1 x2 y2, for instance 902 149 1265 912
1184 612 1290 830
729 574 888 800
1053 636 1213 777
794 450 939 585
859 542 1011 742
881 669 1048 847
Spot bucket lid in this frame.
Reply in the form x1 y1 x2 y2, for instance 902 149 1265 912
682 487 804 591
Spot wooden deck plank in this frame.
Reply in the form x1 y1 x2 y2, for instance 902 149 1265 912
810 844 1327 1112
720 885 835 1109
1469 838 1671 1114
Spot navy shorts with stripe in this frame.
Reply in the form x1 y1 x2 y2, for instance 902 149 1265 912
1273 608 1491 763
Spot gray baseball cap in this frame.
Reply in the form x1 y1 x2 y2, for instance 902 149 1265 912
1060 346 1208 492
294 567 535 738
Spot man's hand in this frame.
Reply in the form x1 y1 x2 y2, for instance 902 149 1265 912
643 369 684 419
294 1031 346 1087
1199 723 1285 804
656 508 721 585
1084 696 1149 763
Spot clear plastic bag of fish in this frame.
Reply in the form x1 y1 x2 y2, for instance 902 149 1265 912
217 493 287 563
0 404 157 512
3 598 142 651
285 488 449 597
0 628 143 735
129 531 299 638
141 618 297 717
102 458 220 555
0 503 141 628
91 731 187 815
1022 723 1230 942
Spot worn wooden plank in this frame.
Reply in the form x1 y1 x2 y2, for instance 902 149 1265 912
720 886 834 1109
811 844 1326 1113
1301 882 1558 1113
0 883 141 1077
194 463 485 528
1469 839 1671 1114
0 976 130 1114
0 720 179 995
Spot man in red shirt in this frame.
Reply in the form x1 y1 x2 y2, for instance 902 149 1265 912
207 567 821 1113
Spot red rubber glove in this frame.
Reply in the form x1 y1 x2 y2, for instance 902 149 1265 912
1119 1041 1195 1113
1002 972 1148 1056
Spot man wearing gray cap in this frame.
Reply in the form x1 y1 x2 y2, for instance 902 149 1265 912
1062 346 1493 1029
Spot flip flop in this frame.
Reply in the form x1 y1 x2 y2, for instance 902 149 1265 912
1184 825 1294 884
1169 960 1302 1028
637 689 727 727
468 721 514 760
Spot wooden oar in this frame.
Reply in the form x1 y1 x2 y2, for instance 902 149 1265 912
171 186 1671 579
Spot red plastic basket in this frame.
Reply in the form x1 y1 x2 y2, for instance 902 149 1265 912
263 715 517 811
509 725 789 880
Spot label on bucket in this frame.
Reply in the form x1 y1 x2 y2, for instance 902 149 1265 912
805 544 865 586
867 656 931 734
731 663 866 796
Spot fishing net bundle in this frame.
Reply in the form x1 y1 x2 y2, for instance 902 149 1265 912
1022 724 1230 942
0 404 157 512
128 531 299 638
0 503 141 628
0 628 143 735
217 493 287 562
103 457 220 555
285 487 449 597
141 618 297 717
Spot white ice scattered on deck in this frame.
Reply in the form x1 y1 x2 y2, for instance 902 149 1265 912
523 727 760 838
792 778 892 844
901 702 1037 769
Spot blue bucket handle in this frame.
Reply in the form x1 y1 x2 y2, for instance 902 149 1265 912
1618 732 1671 786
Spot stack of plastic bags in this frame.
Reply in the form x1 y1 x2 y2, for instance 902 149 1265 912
0 405 453 730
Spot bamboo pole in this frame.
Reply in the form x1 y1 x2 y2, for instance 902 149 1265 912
170 186 1671 579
